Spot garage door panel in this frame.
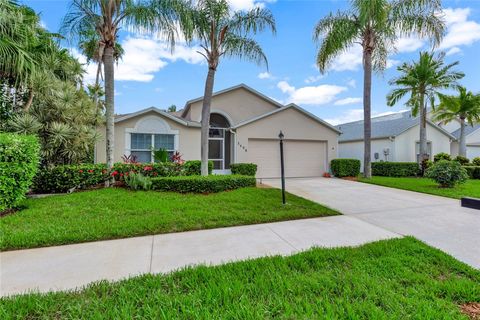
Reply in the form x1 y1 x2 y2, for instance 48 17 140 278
248 139 326 178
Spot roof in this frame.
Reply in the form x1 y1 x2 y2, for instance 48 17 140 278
114 107 201 127
233 103 342 134
336 110 456 142
451 124 480 139
180 83 284 118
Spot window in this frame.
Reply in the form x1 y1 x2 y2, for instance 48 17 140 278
130 133 175 163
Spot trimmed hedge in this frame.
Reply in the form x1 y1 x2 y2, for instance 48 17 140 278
434 152 451 162
454 155 470 165
463 166 480 179
183 160 213 175
151 175 256 193
32 164 109 193
0 133 40 211
330 159 360 177
230 163 257 176
112 162 183 180
371 162 420 177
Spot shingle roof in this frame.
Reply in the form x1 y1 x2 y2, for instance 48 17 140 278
336 110 455 142
451 124 480 139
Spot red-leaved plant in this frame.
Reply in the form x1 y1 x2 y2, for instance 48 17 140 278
171 151 184 165
121 154 138 164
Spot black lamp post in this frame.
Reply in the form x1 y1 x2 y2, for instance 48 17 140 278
279 131 286 204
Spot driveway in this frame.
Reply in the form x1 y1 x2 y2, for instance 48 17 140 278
264 177 480 269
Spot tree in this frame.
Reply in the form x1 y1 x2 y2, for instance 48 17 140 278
185 0 275 175
62 0 178 184
313 0 444 178
387 52 464 165
167 104 176 112
434 87 480 157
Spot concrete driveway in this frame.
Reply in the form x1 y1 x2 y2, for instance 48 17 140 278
264 177 480 269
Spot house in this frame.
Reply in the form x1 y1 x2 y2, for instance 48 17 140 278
95 84 340 178
336 110 456 167
450 124 480 159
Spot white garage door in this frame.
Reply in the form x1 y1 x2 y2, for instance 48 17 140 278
248 139 327 178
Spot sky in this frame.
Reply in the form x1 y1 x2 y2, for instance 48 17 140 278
25 0 480 125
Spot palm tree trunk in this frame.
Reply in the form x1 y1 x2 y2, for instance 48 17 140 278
200 67 216 176
419 94 427 166
459 117 466 157
23 89 34 112
103 45 115 186
363 49 372 178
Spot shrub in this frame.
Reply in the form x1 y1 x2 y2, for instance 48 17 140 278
112 162 182 180
183 160 213 175
330 159 360 177
0 133 40 211
462 166 480 179
425 160 468 188
124 172 152 191
472 157 480 166
230 163 257 176
371 162 420 177
453 155 469 165
153 148 169 163
32 163 108 193
151 175 256 193
434 152 451 162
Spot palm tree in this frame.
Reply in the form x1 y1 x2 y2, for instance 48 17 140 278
62 0 178 184
313 0 444 178
185 0 276 175
387 52 464 166
434 87 480 157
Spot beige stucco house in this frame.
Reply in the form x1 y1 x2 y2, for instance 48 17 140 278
95 84 340 178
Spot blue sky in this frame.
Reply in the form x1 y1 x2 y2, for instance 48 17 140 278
26 0 480 125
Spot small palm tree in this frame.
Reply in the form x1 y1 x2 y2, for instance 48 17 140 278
62 0 179 184
185 0 275 175
387 52 464 165
434 87 480 157
313 0 444 178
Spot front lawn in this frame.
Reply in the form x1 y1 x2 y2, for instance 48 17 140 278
1 187 338 251
359 176 480 199
2 237 479 319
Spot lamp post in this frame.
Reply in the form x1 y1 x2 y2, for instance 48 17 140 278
279 131 286 204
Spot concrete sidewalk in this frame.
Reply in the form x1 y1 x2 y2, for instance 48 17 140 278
0 215 399 297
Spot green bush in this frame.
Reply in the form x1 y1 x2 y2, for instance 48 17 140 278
371 162 420 177
0 133 40 211
183 160 213 175
112 162 182 180
453 155 469 165
425 160 468 188
472 157 480 166
330 159 360 177
151 175 256 193
434 152 451 162
462 166 480 179
124 172 153 190
230 163 257 176
32 164 108 193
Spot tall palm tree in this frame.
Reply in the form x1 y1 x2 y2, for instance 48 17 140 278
434 87 480 157
313 0 444 178
62 0 178 184
185 0 276 175
387 52 464 166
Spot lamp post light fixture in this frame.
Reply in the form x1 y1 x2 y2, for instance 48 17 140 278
278 131 286 205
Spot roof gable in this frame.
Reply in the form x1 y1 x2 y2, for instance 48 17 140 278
115 107 200 127
451 124 480 139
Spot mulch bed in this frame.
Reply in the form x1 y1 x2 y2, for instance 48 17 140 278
460 303 480 319
0 207 19 218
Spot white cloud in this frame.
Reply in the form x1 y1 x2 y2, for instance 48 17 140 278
304 75 323 84
334 97 362 106
325 109 407 126
439 8 480 50
446 47 462 56
346 79 356 88
258 72 272 79
386 59 400 69
227 0 276 11
395 37 424 53
330 44 363 71
277 81 347 105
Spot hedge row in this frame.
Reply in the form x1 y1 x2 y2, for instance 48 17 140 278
463 166 480 179
371 162 420 177
330 159 360 177
0 133 40 211
151 175 256 193
230 163 257 176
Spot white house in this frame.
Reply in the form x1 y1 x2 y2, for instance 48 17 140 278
95 84 340 178
336 110 456 167
450 124 480 159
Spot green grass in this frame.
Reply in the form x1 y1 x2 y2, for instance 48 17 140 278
1 187 338 251
1 237 479 319
359 176 480 199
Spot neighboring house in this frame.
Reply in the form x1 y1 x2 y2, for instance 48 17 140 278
450 124 480 159
336 110 455 167
95 84 340 178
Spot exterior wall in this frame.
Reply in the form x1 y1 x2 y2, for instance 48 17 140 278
234 107 339 170
451 141 459 156
338 138 395 169
184 87 279 126
95 111 200 163
466 128 480 159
